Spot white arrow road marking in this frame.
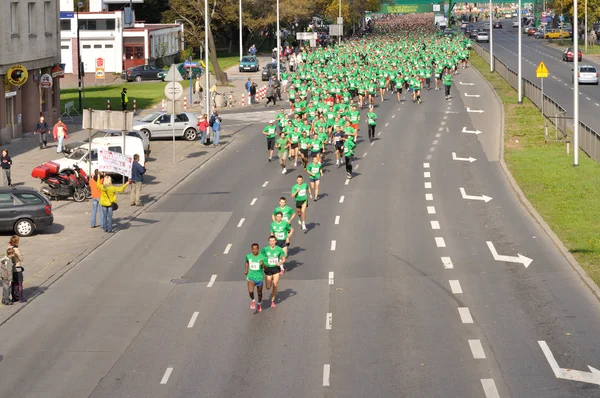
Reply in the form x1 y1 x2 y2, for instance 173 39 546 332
326 313 333 330
441 257 453 269
539 341 600 386
459 81 475 86
452 152 477 162
467 107 484 113
459 187 493 203
486 241 533 268
464 93 481 97
462 127 482 135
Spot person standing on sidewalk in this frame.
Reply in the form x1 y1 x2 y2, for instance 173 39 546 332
194 76 203 104
210 111 222 147
52 118 68 153
8 236 23 303
1 149 12 186
197 114 210 145
250 82 258 104
90 170 104 229
1 249 14 305
34 115 49 149
98 175 131 233
130 154 146 206
121 88 129 111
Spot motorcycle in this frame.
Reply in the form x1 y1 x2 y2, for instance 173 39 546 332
31 162 88 202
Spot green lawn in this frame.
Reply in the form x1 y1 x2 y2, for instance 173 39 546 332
60 80 190 112
470 51 600 285
193 55 240 74
549 39 600 55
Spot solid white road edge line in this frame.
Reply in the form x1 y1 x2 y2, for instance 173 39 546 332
435 237 446 247
160 367 173 385
441 257 454 269
223 244 233 254
326 313 332 330
207 274 217 287
481 379 500 398
323 364 331 387
431 221 440 230
187 312 200 328
449 280 463 294
469 339 486 359
427 206 436 214
250 198 257 206
237 218 245 228
329 271 334 285
458 307 474 323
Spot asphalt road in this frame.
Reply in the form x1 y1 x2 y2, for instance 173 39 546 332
477 21 600 133
0 65 600 397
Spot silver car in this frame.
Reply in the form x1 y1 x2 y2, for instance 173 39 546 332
132 112 199 141
476 31 490 43
577 65 599 84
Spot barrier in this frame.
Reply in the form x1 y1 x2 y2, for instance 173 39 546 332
107 100 111 111
133 99 137 113
60 100 80 121
184 97 187 110
161 99 165 111
242 94 245 106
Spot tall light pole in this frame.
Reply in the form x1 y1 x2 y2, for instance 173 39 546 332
239 0 243 61
205 0 211 135
339 0 342 45
76 2 83 111
518 0 523 103
489 0 494 72
585 0 588 54
276 0 280 80
574 0 580 165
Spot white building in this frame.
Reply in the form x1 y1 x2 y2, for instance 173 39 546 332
59 0 183 74
0 0 62 143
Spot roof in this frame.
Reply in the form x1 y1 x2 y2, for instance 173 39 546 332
125 24 181 33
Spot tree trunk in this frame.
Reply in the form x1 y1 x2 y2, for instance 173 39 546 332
207 20 228 84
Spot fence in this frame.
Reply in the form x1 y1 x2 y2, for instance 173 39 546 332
472 42 600 164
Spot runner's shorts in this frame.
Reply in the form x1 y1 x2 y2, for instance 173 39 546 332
247 277 263 286
275 240 288 248
264 267 280 276
279 152 288 163
296 199 307 209
267 138 276 150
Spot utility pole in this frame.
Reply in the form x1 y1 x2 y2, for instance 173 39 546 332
239 0 243 61
518 0 523 103
76 2 83 111
276 0 280 80
585 0 588 54
489 0 494 72
574 0 580 165
339 0 342 45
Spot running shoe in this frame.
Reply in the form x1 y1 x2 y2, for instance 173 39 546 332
257 304 262 312
269 157 272 162
298 219 302 225
271 301 276 308
251 301 256 311
302 222 307 230
347 172 352 179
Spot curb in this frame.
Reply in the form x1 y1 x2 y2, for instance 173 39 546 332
470 64 600 302
0 122 255 327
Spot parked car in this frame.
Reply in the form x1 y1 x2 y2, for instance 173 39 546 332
563 47 583 62
534 29 546 39
132 112 199 141
470 29 480 38
574 65 599 84
476 31 490 43
523 25 534 34
92 130 150 158
120 65 163 82
493 21 503 29
512 20 519 28
261 62 286 81
545 29 570 39
527 27 538 36
0 187 53 237
51 136 146 175
158 63 204 81
239 56 260 72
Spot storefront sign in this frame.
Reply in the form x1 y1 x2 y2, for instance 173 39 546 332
98 149 133 178
40 74 53 88
7 65 28 86
51 64 65 78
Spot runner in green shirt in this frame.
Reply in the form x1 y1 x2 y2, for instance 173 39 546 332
269 212 294 259
310 132 323 163
367 106 378 142
299 131 312 169
262 236 287 306
289 127 302 167
343 136 356 179
245 243 265 312
272 197 296 224
307 156 323 201
275 131 289 174
291 175 311 230
262 120 278 161
443 69 453 100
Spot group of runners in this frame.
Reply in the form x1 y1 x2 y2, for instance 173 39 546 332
246 24 473 312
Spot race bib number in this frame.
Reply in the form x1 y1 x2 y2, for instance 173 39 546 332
275 231 285 240
298 189 306 197
249 261 260 271
268 257 279 266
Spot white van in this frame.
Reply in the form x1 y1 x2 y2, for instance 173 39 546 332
51 136 146 175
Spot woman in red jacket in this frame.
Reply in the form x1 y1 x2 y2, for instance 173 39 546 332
197 114 210 145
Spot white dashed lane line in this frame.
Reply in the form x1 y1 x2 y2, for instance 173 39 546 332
339 195 345 203
323 364 331 387
469 339 486 359
329 271 334 285
207 274 217 287
424 172 431 178
385 122 389 127
425 193 433 201
449 280 462 294
435 237 446 247
344 179 350 185
237 218 245 228
160 367 173 385
426 154 432 160
223 244 233 254
187 312 200 328
326 313 333 330
250 198 257 206
458 307 474 324
424 182 432 189
481 379 500 398
427 206 436 214
334 215 340 225
262 181 269 187
330 240 337 251
431 220 441 230
423 163 430 168
362 152 368 157
441 256 454 269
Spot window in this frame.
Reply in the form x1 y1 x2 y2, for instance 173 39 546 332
83 45 91 49
157 115 171 124
105 44 113 48
93 44 102 49
176 114 189 122
60 19 71 31
108 146 122 154
10 2 18 35
14 193 43 205
60 45 69 49
0 194 15 208
78 19 116 31
28 2 36 35
44 1 52 34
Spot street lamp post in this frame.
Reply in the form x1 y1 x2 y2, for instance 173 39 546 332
76 2 83 111
585 0 588 53
518 0 523 103
574 0 580 166
239 0 243 61
489 0 494 72
339 0 342 45
276 0 280 80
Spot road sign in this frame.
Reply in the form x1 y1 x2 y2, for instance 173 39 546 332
536 61 549 78
95 58 105 79
164 82 184 100
184 62 198 68
163 64 184 82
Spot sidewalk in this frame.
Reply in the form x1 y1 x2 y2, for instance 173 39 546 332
0 120 245 324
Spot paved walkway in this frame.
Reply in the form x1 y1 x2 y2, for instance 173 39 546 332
0 117 251 323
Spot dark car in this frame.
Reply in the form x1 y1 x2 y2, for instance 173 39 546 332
261 62 286 81
239 56 260 72
158 63 204 81
563 47 583 62
0 187 53 237
120 65 163 82
493 21 503 29
470 29 480 38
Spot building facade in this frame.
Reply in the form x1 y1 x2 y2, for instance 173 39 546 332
0 0 62 144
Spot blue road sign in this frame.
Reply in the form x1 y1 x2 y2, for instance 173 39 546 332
184 62 198 68
60 11 74 18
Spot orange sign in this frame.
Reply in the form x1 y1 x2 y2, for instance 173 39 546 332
95 57 105 79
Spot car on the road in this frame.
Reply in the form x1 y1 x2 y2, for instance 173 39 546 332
534 29 546 39
0 187 53 237
512 20 519 28
470 28 480 38
239 56 260 72
563 47 583 62
476 31 490 43
120 65 163 82
527 27 538 36
158 63 204 81
523 24 534 34
574 65 599 84
132 111 199 141
261 62 286 81
460 21 469 29
545 29 570 39
493 21 503 29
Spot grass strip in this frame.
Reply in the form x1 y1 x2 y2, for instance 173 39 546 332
470 50 600 285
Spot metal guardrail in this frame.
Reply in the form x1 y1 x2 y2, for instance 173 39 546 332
473 42 600 164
